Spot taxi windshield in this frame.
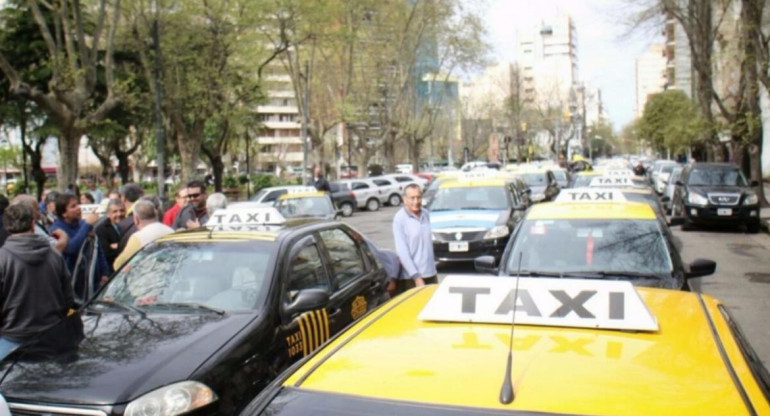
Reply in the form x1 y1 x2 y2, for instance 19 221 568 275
518 173 547 186
688 168 748 186
552 171 567 182
98 241 275 312
571 175 599 188
430 186 508 211
276 196 334 218
506 218 673 279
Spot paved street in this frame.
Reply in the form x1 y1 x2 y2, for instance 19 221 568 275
345 205 770 368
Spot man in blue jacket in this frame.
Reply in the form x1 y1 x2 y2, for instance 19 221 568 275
49 193 110 291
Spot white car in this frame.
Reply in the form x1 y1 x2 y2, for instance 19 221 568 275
369 177 404 206
248 185 317 205
654 163 680 195
337 179 388 211
380 173 429 190
662 165 683 214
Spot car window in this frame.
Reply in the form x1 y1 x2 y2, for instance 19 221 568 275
266 189 287 202
351 182 369 190
276 196 334 218
286 243 329 300
394 176 411 183
372 179 390 187
319 229 365 288
430 186 509 211
99 241 273 311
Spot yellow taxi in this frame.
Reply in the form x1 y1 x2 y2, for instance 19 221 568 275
474 189 715 290
239 276 770 416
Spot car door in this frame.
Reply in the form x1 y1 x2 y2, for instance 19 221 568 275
316 227 386 333
278 235 334 363
350 181 371 208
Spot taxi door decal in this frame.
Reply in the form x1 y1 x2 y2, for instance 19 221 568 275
290 309 330 357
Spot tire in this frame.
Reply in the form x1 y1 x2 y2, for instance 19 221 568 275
340 202 354 217
366 198 380 212
747 221 761 234
681 216 694 231
388 194 402 206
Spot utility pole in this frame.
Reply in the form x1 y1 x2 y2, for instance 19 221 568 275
301 61 310 185
245 128 251 198
152 7 166 204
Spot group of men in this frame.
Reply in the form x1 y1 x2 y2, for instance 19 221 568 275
0 179 227 360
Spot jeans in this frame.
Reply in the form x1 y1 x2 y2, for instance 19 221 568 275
0 336 21 361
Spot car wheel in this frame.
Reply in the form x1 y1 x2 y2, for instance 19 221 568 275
388 194 401 206
366 198 380 211
681 216 694 231
747 221 761 233
340 202 354 217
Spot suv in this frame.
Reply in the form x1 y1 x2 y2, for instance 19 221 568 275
671 163 761 232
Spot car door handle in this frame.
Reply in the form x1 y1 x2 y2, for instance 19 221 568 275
329 307 342 319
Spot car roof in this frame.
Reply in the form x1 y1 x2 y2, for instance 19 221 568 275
280 284 761 415
158 217 333 244
527 200 656 220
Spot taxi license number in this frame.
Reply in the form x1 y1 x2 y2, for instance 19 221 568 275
717 208 732 216
449 241 469 252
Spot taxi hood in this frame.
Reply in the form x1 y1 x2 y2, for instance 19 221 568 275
431 209 508 229
0 311 255 406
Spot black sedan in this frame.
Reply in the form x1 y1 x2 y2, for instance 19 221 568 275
671 163 761 232
0 208 389 416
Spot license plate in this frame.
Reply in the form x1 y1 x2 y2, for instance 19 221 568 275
717 208 732 216
449 241 469 252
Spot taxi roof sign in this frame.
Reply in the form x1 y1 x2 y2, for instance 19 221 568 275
589 177 635 187
418 275 658 331
457 171 499 181
206 206 286 228
287 186 319 194
604 169 633 177
555 188 627 203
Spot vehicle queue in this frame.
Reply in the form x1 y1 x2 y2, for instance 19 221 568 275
0 159 768 416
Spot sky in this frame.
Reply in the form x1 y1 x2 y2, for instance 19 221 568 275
480 0 660 130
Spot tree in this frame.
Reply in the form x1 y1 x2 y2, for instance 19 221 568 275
638 90 706 156
0 0 124 189
586 119 616 158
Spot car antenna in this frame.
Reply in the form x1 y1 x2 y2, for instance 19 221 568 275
499 251 522 405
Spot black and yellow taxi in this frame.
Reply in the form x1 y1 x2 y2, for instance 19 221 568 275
476 189 715 290
0 207 388 416
239 276 770 416
428 172 528 264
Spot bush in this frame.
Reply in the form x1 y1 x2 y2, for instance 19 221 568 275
223 174 239 189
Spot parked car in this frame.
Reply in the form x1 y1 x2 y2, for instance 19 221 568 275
514 169 560 202
663 165 684 214
380 173 429 190
328 182 357 217
0 207 389 416
368 177 403 206
671 163 761 232
337 179 387 211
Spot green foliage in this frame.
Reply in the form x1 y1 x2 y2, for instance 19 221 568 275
638 90 707 153
223 174 239 189
250 173 299 192
140 181 159 195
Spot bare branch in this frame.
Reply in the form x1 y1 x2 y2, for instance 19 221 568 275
104 0 122 95
26 0 60 76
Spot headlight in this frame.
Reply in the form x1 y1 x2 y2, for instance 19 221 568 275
744 193 759 205
484 225 509 240
687 192 708 206
125 381 217 416
531 194 545 202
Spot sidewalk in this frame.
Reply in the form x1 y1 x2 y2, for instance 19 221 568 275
762 181 770 233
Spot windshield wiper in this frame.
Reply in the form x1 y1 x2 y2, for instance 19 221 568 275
90 299 147 318
509 270 665 280
148 302 226 315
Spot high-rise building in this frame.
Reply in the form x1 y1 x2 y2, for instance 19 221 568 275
255 67 302 173
635 43 668 119
517 15 578 107
664 16 693 98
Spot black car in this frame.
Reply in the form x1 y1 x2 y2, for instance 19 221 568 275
329 182 357 217
514 169 560 202
671 163 761 232
0 207 389 416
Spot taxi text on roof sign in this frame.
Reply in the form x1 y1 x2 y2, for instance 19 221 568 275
589 177 634 187
554 188 627 203
287 186 319 194
604 169 633 177
206 207 286 227
418 275 658 331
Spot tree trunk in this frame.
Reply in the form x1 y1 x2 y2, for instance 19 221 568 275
212 155 224 192
57 129 81 191
116 152 131 184
409 138 421 173
29 147 46 201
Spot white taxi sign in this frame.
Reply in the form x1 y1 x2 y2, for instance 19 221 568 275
555 188 627 203
589 177 634 187
286 186 318 194
419 275 658 331
458 170 498 181
206 207 286 227
79 203 105 215
604 169 633 177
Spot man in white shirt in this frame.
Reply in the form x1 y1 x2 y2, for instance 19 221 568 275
113 200 173 270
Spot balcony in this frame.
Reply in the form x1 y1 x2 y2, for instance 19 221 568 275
256 136 302 145
262 121 301 129
257 105 299 114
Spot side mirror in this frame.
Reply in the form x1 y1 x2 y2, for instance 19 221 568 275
675 180 684 186
751 180 759 187
285 289 330 317
474 255 498 274
686 258 716 278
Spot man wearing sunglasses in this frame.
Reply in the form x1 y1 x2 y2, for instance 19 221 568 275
173 180 210 230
